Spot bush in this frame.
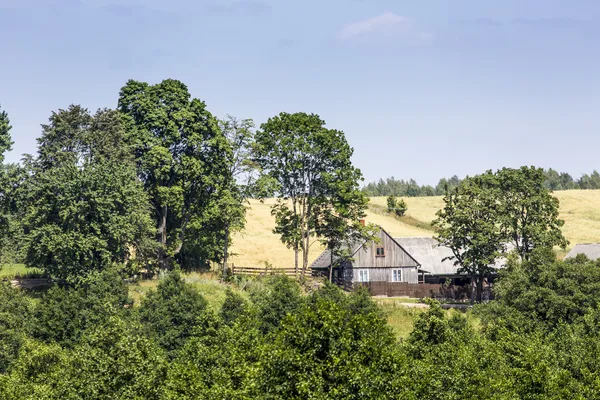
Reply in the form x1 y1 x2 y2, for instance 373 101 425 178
138 270 208 354
220 288 248 326
250 275 303 334
32 268 130 347
386 195 407 217
256 284 402 399
0 283 34 373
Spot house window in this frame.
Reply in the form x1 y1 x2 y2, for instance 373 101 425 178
376 246 385 257
358 269 369 282
392 269 402 282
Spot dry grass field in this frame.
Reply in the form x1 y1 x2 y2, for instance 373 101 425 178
229 190 600 267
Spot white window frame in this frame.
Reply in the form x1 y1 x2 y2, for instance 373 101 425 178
391 269 403 282
357 269 369 282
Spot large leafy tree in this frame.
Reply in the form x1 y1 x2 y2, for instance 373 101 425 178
254 112 368 273
433 172 505 302
496 166 568 259
118 79 232 270
434 167 568 302
25 106 154 283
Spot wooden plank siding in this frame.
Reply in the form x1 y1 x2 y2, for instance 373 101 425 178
350 267 419 284
352 229 419 269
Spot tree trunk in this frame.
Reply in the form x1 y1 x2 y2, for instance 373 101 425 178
302 233 310 275
157 205 168 271
294 247 299 275
329 249 334 283
476 277 483 303
470 274 476 304
223 223 229 279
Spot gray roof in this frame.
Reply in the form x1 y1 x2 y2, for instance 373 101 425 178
394 237 511 276
393 237 457 275
564 244 600 260
310 238 366 269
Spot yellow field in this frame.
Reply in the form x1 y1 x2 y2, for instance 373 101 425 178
229 190 600 267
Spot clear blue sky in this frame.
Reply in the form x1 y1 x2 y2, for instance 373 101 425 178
1 0 599 185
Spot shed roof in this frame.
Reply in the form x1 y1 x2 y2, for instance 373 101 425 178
393 237 456 275
393 237 511 276
564 244 600 260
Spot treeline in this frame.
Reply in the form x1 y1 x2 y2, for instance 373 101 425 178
2 250 600 398
364 168 600 197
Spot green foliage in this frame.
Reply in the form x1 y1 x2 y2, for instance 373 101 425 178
256 284 403 399
119 79 233 270
364 169 600 196
364 176 460 197
138 271 208 353
25 159 154 282
64 316 167 399
406 299 450 356
255 112 369 273
250 275 303 334
0 338 70 400
0 163 29 264
220 288 249 326
386 195 407 217
489 248 600 329
32 269 130 348
0 106 19 267
0 104 13 163
165 312 260 399
24 106 154 282
433 172 505 302
434 167 568 302
496 166 568 258
0 283 34 373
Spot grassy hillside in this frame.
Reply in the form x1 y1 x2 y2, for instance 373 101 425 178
230 190 600 267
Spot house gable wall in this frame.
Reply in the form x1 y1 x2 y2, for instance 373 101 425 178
352 229 419 268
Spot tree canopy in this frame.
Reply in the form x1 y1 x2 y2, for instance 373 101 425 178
118 79 232 271
254 112 370 273
434 167 567 302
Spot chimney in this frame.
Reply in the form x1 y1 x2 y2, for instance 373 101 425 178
359 219 365 227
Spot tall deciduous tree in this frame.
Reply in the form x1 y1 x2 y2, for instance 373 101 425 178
254 112 368 273
434 167 568 302
433 173 505 303
496 166 568 259
118 79 232 270
25 107 154 283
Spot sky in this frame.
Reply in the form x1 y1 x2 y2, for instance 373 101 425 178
1 0 599 185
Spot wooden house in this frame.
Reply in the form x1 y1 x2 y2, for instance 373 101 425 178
311 227 509 298
310 227 422 292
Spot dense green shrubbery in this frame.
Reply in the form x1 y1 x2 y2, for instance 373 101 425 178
2 253 600 399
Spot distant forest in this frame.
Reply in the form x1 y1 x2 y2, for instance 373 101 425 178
363 169 600 197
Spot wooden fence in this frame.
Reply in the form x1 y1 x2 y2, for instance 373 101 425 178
231 265 306 277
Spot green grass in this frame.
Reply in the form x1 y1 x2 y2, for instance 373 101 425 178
128 271 250 310
378 302 425 339
0 264 45 278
